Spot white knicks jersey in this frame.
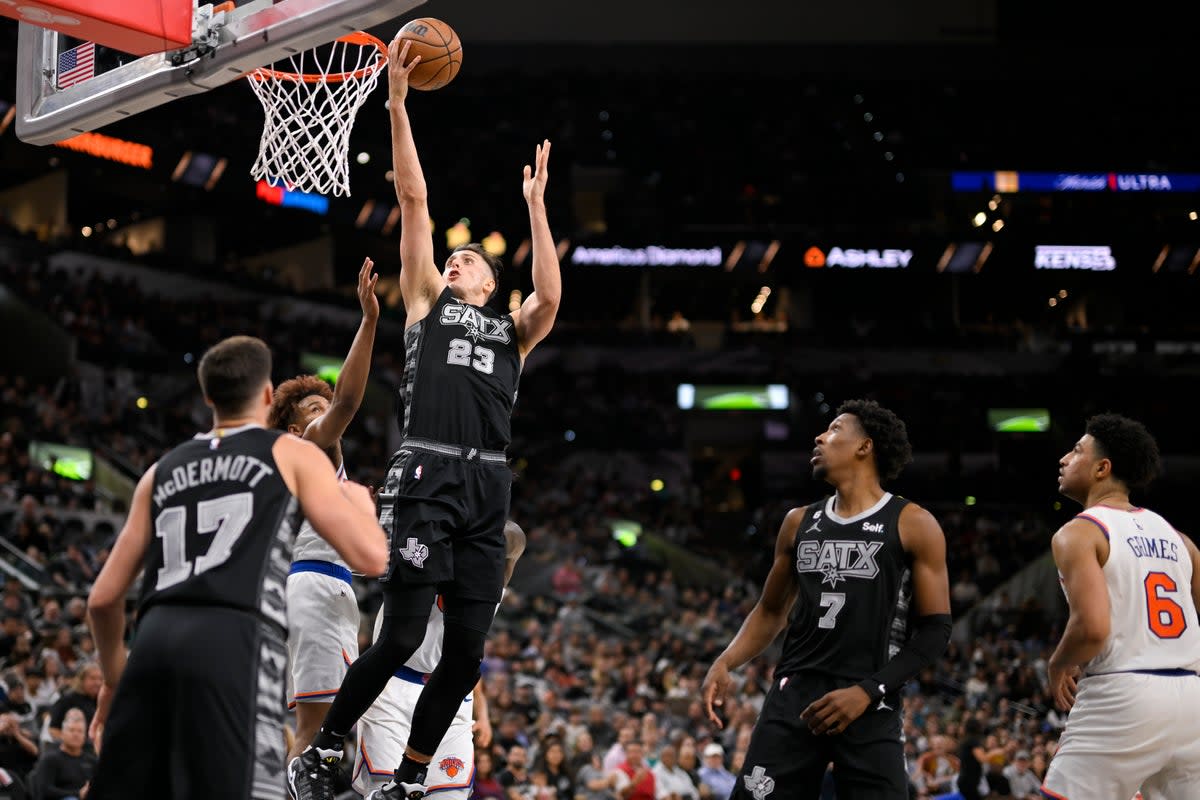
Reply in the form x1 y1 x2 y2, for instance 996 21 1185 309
372 591 503 674
1073 504 1200 675
291 462 350 567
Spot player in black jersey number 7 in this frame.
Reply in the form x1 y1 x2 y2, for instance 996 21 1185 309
703 399 952 800
85 336 389 800
291 38 562 800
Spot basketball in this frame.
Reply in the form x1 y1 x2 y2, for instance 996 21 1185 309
395 18 462 91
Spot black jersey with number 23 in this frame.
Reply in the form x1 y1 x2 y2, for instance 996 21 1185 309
138 425 299 635
397 287 521 451
775 493 913 687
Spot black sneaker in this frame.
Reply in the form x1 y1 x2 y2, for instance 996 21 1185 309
364 780 428 800
285 745 343 800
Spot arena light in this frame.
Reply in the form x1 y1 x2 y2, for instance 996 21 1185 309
54 131 153 169
172 151 227 191
254 180 328 215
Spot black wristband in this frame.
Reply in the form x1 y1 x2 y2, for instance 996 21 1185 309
856 678 886 704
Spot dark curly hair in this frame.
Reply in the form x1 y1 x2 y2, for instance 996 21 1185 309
268 374 332 431
837 399 913 481
452 243 504 302
1085 413 1161 491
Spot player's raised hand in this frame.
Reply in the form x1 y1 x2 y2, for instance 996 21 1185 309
522 139 551 207
357 257 380 322
701 660 732 729
387 38 421 105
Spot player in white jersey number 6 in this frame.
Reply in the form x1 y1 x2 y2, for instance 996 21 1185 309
1044 413 1200 800
353 521 525 798
267 256 380 763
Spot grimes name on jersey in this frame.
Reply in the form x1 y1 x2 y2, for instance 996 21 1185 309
152 455 274 508
440 304 513 344
797 540 883 587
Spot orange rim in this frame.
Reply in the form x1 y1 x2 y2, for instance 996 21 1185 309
249 31 388 84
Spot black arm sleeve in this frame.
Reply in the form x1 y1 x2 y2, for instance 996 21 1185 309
857 613 952 702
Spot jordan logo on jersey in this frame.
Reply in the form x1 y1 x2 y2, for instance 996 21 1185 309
805 511 823 533
796 540 883 587
399 538 429 568
439 304 513 344
743 766 775 800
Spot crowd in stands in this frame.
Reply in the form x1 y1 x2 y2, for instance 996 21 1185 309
0 237 1164 800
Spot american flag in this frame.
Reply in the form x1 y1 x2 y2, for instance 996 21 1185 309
57 42 95 89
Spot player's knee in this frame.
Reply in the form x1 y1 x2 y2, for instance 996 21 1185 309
373 613 428 665
436 626 485 688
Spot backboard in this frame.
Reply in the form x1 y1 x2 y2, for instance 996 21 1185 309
15 0 426 145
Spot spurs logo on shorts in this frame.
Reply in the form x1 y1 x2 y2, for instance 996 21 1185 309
743 766 775 800
399 538 429 568
439 756 465 777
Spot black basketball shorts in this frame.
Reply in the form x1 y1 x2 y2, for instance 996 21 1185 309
730 673 907 800
378 442 511 605
89 604 288 800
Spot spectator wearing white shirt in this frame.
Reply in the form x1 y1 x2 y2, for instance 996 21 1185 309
696 744 735 800
1002 751 1041 800
652 744 698 800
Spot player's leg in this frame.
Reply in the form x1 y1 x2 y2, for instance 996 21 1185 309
352 677 421 796
387 461 508 789
286 570 360 760
1136 674 1200 800
828 705 908 800
729 677 831 800
420 703 478 799
86 611 172 800
1041 674 1169 800
169 607 289 800
392 594 494 788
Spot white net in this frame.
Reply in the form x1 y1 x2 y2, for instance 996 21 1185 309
247 34 387 197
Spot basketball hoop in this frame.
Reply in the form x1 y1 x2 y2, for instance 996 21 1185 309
246 32 388 197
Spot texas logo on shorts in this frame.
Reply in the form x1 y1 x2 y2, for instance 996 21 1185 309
438 756 465 778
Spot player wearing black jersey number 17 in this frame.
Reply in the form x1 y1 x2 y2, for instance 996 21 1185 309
85 336 389 800
703 399 952 800
291 38 561 800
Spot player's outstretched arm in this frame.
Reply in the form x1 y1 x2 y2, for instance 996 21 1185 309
275 435 388 576
514 140 561 359
303 257 379 449
702 507 804 728
87 464 157 744
386 38 441 323
1047 518 1111 710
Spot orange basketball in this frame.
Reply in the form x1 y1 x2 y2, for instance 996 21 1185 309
395 18 462 91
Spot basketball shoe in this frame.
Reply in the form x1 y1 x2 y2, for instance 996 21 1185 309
286 745 343 800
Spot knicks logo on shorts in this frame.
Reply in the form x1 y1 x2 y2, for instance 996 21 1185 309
439 756 465 777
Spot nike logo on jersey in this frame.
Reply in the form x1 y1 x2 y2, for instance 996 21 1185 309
439 304 513 343
399 538 430 568
796 540 883 587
